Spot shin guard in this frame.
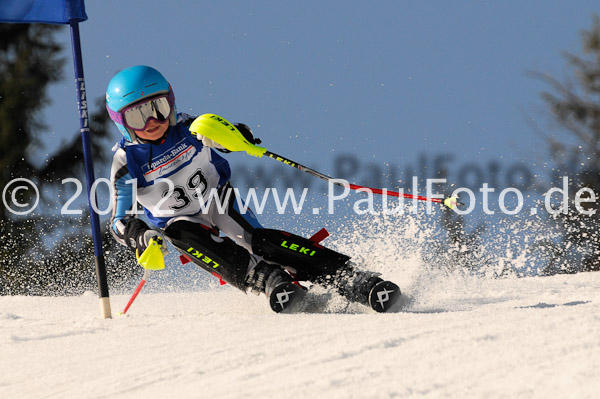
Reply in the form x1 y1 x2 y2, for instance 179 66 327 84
164 221 250 291
251 228 350 281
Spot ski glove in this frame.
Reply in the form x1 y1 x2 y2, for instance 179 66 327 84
143 230 169 256
123 218 151 251
235 123 262 145
122 218 168 255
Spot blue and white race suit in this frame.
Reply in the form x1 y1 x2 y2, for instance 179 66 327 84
109 113 261 253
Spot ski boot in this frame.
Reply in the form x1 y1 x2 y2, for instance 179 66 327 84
368 280 401 313
248 227 401 312
330 266 401 313
246 262 304 313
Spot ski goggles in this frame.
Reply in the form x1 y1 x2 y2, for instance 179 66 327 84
109 90 175 131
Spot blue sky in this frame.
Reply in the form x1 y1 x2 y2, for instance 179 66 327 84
41 1 598 196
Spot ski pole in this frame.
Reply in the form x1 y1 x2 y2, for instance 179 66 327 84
119 237 166 315
120 269 150 315
190 114 463 209
263 151 463 209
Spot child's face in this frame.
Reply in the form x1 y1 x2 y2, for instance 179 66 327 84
134 118 169 141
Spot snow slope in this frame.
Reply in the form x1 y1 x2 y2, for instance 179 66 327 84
1 271 599 399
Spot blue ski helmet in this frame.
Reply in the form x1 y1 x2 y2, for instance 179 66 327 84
106 65 176 141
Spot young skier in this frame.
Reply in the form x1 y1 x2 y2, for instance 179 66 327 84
106 65 400 312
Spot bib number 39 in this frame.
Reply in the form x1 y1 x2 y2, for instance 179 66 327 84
157 169 208 212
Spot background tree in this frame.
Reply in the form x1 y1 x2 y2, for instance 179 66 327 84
0 24 138 295
534 15 600 274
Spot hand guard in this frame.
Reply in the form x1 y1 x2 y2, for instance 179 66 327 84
137 234 167 270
